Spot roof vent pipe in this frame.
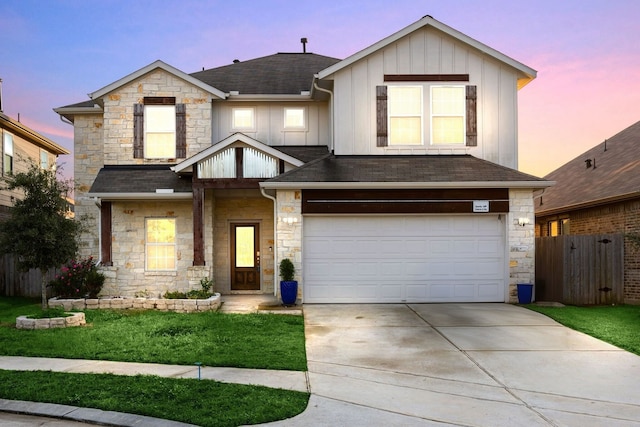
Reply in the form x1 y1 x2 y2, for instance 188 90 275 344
0 78 3 112
301 37 308 53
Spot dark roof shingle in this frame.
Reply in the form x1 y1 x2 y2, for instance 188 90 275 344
190 53 341 94
89 165 192 194
266 154 548 185
536 120 640 214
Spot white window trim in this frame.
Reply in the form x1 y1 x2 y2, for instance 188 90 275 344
388 85 424 146
145 217 177 271
283 107 307 130
430 85 466 146
232 107 256 131
3 131 14 175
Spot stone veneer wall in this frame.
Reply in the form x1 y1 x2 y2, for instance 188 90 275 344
100 199 212 297
73 113 104 260
275 190 302 300
102 69 213 164
508 189 535 302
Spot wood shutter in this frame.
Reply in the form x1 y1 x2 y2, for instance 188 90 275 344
133 103 144 158
376 85 388 147
176 103 186 158
466 85 477 147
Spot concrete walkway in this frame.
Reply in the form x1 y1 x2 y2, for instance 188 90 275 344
2 303 640 426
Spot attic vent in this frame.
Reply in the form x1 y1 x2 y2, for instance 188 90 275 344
233 59 240 64
585 159 592 168
301 37 308 53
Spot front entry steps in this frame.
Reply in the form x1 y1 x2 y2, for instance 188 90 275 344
220 294 302 315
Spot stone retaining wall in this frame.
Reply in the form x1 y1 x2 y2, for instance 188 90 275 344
48 294 221 313
16 312 86 330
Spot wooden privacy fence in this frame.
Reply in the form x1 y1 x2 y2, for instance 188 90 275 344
0 254 57 298
535 234 624 305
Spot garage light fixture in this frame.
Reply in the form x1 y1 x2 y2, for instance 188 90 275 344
517 217 530 227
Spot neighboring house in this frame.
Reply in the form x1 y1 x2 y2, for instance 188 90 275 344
535 120 640 303
0 110 70 221
55 16 552 303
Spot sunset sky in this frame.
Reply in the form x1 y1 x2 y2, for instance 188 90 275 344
1 0 639 180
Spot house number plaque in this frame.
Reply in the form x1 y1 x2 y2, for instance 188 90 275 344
473 200 490 213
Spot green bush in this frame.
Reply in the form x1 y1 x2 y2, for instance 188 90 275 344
279 258 295 281
48 257 105 298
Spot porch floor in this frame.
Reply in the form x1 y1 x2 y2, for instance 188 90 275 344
218 294 302 315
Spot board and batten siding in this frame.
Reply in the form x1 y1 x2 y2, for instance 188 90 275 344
211 102 330 147
330 26 520 169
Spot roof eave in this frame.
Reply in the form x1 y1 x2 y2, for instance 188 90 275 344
317 15 537 84
225 94 312 101
89 60 227 100
261 180 555 190
536 190 640 217
0 113 70 155
88 192 193 201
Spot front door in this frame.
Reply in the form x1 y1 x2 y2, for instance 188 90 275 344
231 223 260 290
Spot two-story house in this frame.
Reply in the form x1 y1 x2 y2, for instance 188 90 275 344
0 109 70 221
55 16 552 303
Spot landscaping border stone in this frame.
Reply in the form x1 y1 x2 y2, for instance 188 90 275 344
16 312 86 330
47 294 221 313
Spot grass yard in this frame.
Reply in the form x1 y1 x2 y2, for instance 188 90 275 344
0 297 306 370
526 304 640 356
0 370 308 427
0 296 309 426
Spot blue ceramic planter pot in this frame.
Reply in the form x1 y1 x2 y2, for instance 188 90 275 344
280 280 298 305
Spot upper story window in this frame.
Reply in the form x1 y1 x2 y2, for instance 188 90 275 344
3 131 13 175
284 107 306 129
232 107 255 130
388 86 422 146
133 97 186 159
431 86 465 145
145 104 176 158
40 150 49 170
376 77 477 148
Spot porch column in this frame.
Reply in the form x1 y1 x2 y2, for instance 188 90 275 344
100 201 113 266
193 186 205 266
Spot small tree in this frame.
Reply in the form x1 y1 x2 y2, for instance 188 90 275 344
0 163 81 308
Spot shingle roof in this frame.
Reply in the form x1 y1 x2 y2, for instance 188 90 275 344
264 154 549 186
190 53 341 94
272 146 330 163
536 120 640 215
89 165 192 194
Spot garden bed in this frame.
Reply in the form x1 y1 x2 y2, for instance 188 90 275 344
48 294 221 313
16 312 86 330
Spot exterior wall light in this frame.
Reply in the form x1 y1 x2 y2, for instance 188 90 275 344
280 217 298 224
517 217 530 227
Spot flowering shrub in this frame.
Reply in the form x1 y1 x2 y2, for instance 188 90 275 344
48 257 105 298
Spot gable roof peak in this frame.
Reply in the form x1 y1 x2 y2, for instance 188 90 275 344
317 15 536 89
89 59 226 100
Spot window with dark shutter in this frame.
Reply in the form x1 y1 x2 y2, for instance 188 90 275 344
466 85 477 147
376 86 388 147
133 104 144 158
176 104 186 158
133 97 186 159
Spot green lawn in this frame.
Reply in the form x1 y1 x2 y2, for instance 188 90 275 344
526 304 640 355
0 297 306 370
0 296 309 426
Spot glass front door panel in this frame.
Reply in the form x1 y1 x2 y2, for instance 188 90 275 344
235 226 255 267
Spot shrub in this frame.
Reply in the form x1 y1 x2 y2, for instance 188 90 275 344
48 257 105 298
279 258 295 281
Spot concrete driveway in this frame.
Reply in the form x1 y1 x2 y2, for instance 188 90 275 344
268 303 640 426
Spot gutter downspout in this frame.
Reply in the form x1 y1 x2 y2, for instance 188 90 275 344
260 187 278 297
313 79 334 153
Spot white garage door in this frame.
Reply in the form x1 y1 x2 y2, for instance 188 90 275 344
303 215 505 303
